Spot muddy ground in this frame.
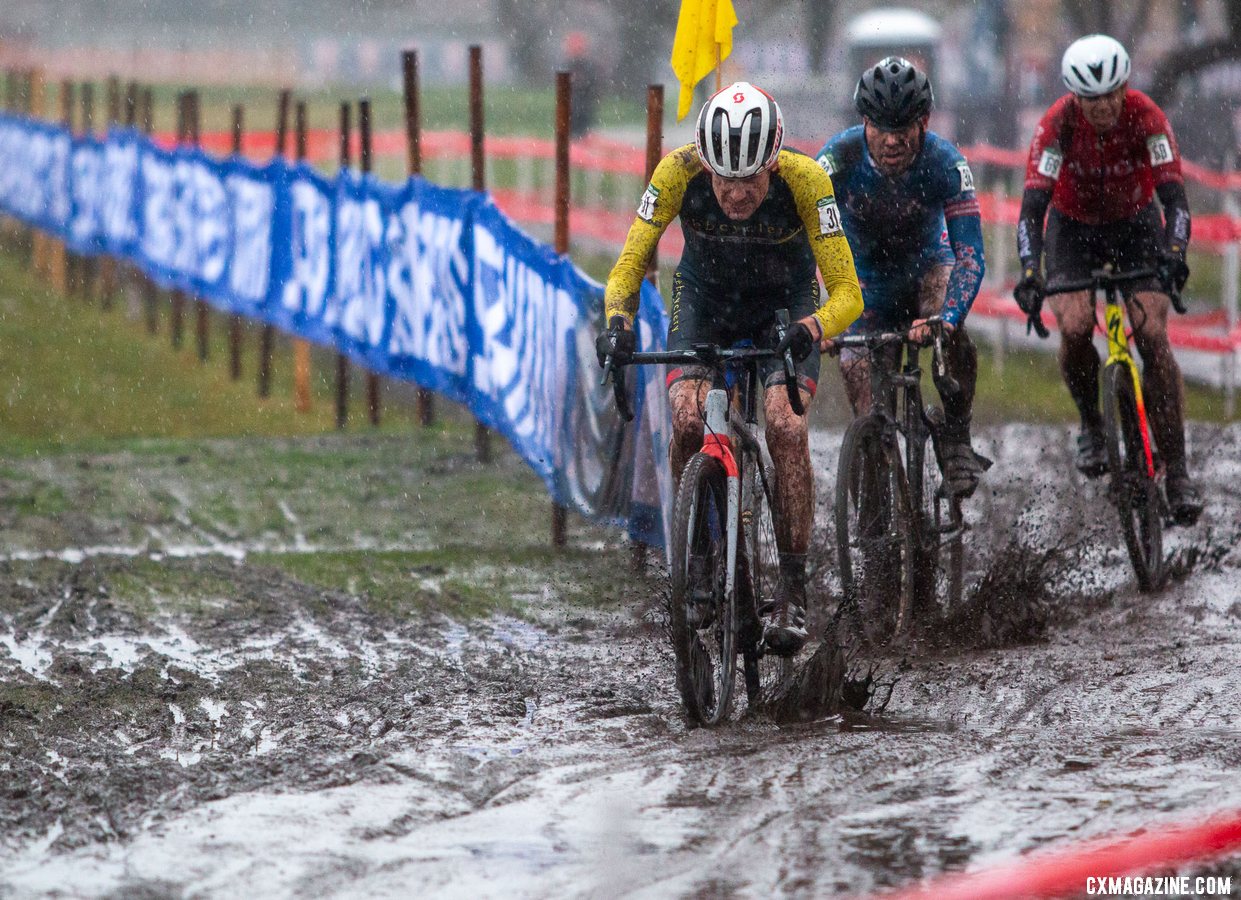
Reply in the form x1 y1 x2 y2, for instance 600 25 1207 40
1 424 1239 898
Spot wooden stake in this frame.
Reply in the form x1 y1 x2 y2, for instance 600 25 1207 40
169 91 186 350
228 104 245 380
552 70 572 549
258 88 291 399
360 96 381 428
292 100 312 413
99 76 120 309
403 49 436 428
140 87 159 335
79 81 96 303
470 45 491 464
633 84 665 574
335 100 351 431
29 68 47 279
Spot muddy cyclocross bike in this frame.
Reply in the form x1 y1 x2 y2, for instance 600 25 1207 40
604 310 808 726
1031 265 1186 592
833 316 985 645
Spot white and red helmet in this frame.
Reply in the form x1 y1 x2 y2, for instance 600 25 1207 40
695 81 784 178
1061 35 1131 98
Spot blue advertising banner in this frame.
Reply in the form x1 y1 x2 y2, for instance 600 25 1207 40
0 113 672 550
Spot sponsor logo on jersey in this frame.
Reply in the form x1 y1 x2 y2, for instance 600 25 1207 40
816 196 843 236
956 161 975 193
1147 133 1174 166
1037 147 1063 179
817 152 837 176
637 183 660 222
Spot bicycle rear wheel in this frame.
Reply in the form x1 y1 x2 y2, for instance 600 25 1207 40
669 452 737 725
1103 362 1166 592
835 417 916 647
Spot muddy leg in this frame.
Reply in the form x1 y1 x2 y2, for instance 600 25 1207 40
764 385 814 554
1048 292 1102 430
668 379 711 487
1129 291 1187 470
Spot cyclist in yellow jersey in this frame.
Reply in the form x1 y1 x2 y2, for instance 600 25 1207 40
597 82 863 653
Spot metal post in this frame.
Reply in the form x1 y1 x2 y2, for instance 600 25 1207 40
470 45 492 463
228 104 245 380
258 89 291 398
552 70 572 549
335 100 352 431
1223 153 1239 418
292 100 313 413
403 48 436 428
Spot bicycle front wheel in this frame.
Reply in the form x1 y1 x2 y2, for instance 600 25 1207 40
739 462 797 708
669 452 737 725
1103 362 1166 592
835 417 916 647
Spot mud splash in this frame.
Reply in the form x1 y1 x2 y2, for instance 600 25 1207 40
2 426 1240 897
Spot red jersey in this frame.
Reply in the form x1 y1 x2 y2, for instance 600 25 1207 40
1023 90 1183 225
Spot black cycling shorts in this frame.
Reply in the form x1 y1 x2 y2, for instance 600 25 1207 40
666 266 821 397
1045 203 1164 294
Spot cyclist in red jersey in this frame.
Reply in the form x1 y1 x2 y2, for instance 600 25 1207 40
1013 34 1202 526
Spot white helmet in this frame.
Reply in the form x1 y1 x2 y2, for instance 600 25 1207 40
1061 35 1131 98
695 81 784 178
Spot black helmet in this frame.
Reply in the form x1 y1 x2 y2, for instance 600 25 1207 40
854 56 934 128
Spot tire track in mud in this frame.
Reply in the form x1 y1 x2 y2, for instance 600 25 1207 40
2 425 1240 896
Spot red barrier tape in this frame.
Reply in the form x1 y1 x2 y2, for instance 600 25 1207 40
874 809 1241 900
160 128 1241 191
149 126 1241 355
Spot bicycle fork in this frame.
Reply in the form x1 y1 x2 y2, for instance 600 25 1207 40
1104 301 1157 479
699 388 741 608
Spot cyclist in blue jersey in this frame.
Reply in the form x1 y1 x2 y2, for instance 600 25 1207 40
815 57 989 496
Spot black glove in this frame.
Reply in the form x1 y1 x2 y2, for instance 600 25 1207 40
775 321 816 363
1013 261 1045 317
1157 247 1190 294
595 315 636 368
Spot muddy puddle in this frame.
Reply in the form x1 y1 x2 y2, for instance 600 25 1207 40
2 426 1240 897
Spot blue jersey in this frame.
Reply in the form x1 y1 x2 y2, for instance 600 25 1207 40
815 127 985 328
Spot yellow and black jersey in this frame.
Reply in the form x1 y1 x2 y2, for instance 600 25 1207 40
604 144 863 339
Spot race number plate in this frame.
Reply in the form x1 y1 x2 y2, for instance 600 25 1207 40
1037 148 1063 179
817 196 843 236
637 183 660 222
1147 134 1174 166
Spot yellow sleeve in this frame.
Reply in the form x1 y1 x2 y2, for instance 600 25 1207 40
778 151 864 338
603 145 699 323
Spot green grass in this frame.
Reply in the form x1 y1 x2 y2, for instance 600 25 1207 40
0 247 459 452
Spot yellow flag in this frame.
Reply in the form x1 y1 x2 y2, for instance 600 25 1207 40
670 0 739 121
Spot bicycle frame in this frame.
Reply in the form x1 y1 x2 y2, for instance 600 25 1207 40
1101 295 1157 479
1044 267 1165 480
839 320 956 531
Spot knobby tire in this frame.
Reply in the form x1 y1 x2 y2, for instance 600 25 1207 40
835 416 916 648
1103 362 1166 592
669 452 736 725
740 463 795 708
